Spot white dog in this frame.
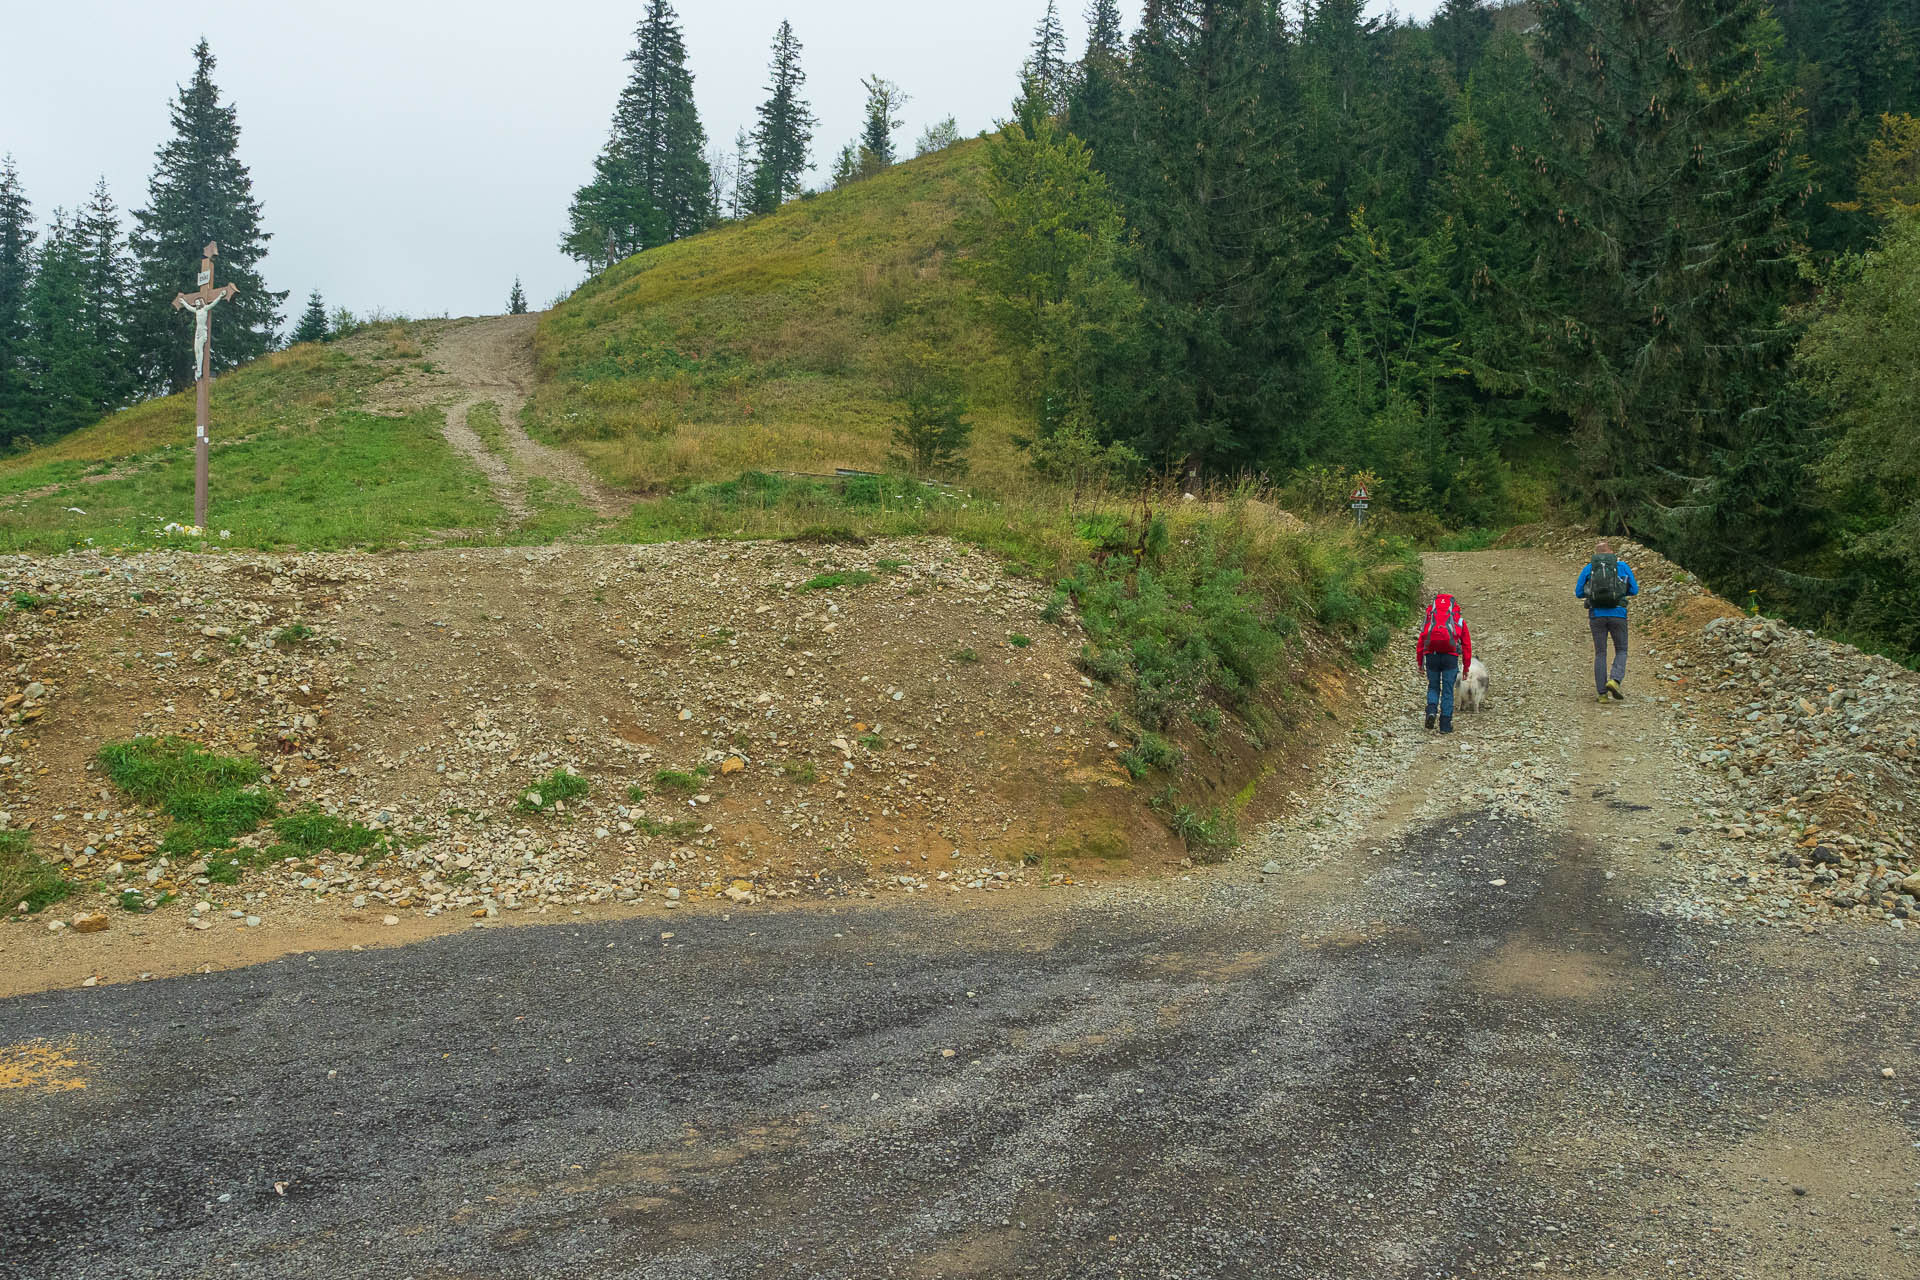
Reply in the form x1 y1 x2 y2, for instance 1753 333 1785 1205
1456 656 1490 713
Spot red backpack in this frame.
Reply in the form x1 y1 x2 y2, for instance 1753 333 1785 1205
1420 594 1464 655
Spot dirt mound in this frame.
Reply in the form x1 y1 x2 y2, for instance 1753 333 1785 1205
0 539 1194 952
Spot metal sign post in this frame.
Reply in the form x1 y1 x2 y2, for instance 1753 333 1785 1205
171 241 239 530
1350 485 1371 528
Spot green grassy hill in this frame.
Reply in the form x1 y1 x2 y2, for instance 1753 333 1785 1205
0 326 498 554
531 140 1028 489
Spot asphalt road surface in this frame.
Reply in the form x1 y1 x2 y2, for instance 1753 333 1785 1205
4 807 1916 1279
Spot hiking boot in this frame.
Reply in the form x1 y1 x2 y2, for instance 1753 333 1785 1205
1597 692 1610 704
1607 679 1625 701
1439 715 1453 734
1425 712 1437 730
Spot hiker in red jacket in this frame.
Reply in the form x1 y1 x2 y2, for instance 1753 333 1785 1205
1415 592 1473 734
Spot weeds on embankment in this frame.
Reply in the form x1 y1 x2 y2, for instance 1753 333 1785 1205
0 831 73 915
612 470 1421 740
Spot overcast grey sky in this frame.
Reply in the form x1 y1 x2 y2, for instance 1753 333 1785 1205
6 0 1442 323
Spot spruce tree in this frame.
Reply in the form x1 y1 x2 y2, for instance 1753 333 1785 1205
1429 0 1492 88
830 143 861 189
977 79 1144 446
507 278 529 316
1026 1 1071 117
22 212 107 441
1068 0 1130 174
129 39 285 394
747 20 817 215
0 156 35 444
563 0 714 268
1121 0 1323 471
857 77 908 177
292 290 330 342
75 177 132 412
1532 0 1808 528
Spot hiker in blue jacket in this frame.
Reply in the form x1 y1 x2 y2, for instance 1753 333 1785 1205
1576 539 1639 702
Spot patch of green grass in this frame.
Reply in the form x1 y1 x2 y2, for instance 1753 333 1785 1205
272 807 384 855
1119 733 1183 780
951 646 979 663
0 405 504 555
466 401 510 456
1007 632 1032 648
781 759 818 784
273 623 317 647
0 830 74 914
800 569 878 592
875 557 907 573
858 732 884 751
97 737 276 855
652 769 701 795
516 767 589 813
11 591 45 611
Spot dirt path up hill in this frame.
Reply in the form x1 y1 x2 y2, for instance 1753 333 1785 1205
369 314 628 524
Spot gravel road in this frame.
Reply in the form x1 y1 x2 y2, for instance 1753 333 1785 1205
4 807 1915 1279
4 547 1917 1278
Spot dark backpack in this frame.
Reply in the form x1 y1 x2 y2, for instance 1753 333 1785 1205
1587 556 1624 610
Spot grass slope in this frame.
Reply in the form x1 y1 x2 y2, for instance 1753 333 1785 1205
531 141 1025 489
0 327 500 553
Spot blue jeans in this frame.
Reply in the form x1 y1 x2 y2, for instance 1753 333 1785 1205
1426 653 1458 717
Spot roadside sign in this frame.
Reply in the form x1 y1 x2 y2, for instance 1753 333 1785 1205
1349 486 1370 502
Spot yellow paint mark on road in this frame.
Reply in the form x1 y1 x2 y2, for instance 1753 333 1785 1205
0 1036 93 1094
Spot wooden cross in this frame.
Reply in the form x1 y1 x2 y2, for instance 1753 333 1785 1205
172 241 239 529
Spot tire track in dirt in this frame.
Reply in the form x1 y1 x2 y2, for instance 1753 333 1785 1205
375 313 630 526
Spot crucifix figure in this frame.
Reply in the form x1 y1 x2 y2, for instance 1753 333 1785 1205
172 241 240 529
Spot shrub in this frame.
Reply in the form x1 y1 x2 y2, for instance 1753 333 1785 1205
888 360 974 475
1007 633 1032 648
1119 733 1183 779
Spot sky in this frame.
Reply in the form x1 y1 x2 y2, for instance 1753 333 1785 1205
5 0 1444 324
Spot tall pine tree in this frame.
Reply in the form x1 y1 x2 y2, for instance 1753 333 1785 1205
22 212 107 441
747 20 817 215
0 156 35 444
75 177 132 413
1121 0 1323 471
1531 0 1809 529
563 1 715 269
129 39 285 394
1068 0 1130 175
1026 2 1071 118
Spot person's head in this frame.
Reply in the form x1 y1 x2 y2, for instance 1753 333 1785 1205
1595 539 1613 556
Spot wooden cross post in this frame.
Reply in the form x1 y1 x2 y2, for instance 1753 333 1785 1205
172 241 239 529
